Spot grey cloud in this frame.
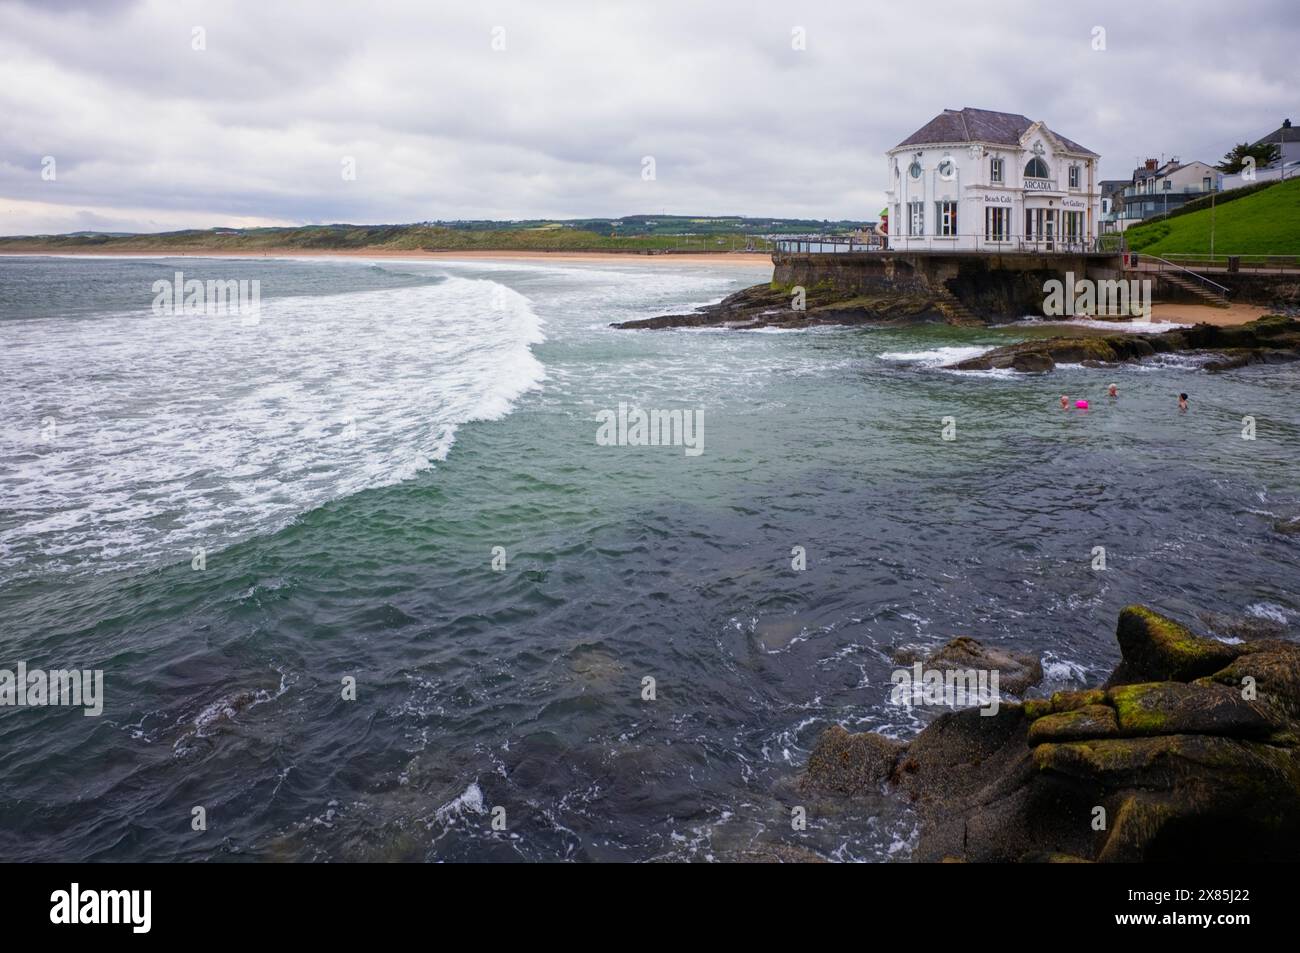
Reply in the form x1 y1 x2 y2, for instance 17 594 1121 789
1 0 1297 233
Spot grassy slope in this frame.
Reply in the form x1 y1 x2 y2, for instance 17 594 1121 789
1122 177 1300 256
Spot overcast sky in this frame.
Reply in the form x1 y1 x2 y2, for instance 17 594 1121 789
1 0 1296 235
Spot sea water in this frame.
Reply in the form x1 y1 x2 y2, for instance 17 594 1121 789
0 254 1297 861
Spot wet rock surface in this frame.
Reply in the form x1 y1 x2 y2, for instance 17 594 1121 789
949 314 1300 373
611 282 954 330
800 605 1300 861
892 635 1044 696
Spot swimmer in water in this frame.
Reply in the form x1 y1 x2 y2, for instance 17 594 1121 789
1179 393 1188 412
1060 395 1069 409
1108 383 1118 398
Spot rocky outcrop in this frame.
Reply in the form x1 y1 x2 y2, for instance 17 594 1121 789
892 635 1044 695
949 314 1300 372
800 605 1300 861
799 725 904 797
611 282 953 330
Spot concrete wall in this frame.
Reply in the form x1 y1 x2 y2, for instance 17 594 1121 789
772 251 1124 317
1214 272 1300 307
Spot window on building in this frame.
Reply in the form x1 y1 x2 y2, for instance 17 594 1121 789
1063 211 1083 239
908 201 924 236
1163 180 1171 190
1203 176 1211 191
1024 156 1050 179
936 201 957 237
990 157 1004 183
984 206 1010 241
1068 165 1080 189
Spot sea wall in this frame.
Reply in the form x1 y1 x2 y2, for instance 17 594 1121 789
1214 272 1300 308
772 251 1124 318
1138 272 1299 308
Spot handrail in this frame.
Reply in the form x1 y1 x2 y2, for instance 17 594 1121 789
1157 252 1300 274
772 237 883 254
772 234 1109 255
1141 255 1231 296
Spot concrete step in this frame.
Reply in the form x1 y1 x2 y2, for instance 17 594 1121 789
1160 272 1231 307
934 287 980 323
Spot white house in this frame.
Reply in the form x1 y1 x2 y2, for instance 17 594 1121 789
884 107 1101 252
1253 118 1300 169
1110 158 1219 229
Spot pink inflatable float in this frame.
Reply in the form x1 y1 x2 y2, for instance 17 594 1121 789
1076 399 1089 409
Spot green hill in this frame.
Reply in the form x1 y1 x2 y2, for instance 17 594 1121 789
0 215 874 255
1121 176 1300 256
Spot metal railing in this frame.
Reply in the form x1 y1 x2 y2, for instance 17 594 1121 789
772 236 883 254
773 235 1109 255
1136 255 1232 298
1155 253 1300 274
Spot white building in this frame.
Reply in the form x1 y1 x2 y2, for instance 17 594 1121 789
1110 158 1219 230
884 107 1101 252
1253 118 1300 169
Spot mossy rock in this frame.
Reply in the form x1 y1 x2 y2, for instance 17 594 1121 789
799 725 903 797
1049 689 1106 712
1027 705 1118 744
1022 698 1053 720
1035 733 1299 796
1097 792 1184 863
1107 681 1277 737
1019 851 1095 863
1197 639 1300 720
1115 605 1240 682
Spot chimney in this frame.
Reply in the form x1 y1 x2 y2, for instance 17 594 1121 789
1284 119 1293 128
1144 158 1158 170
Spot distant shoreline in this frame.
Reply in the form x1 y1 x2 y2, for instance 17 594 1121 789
0 247 775 268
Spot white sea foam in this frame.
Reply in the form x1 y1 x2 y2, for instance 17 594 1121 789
1247 602 1289 625
999 317 1191 332
879 345 996 368
1042 653 1089 684
0 276 546 577
434 781 487 823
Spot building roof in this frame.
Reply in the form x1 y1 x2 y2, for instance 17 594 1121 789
894 107 1098 156
1253 120 1298 146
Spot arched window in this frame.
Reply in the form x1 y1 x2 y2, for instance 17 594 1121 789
1024 157 1050 179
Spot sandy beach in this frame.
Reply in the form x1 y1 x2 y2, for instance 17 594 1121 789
1147 301 1274 327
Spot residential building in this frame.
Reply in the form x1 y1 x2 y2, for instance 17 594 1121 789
1109 158 1219 231
1253 118 1300 168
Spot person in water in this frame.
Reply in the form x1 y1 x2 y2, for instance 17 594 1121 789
1179 393 1188 412
1060 395 1070 409
1108 383 1118 398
